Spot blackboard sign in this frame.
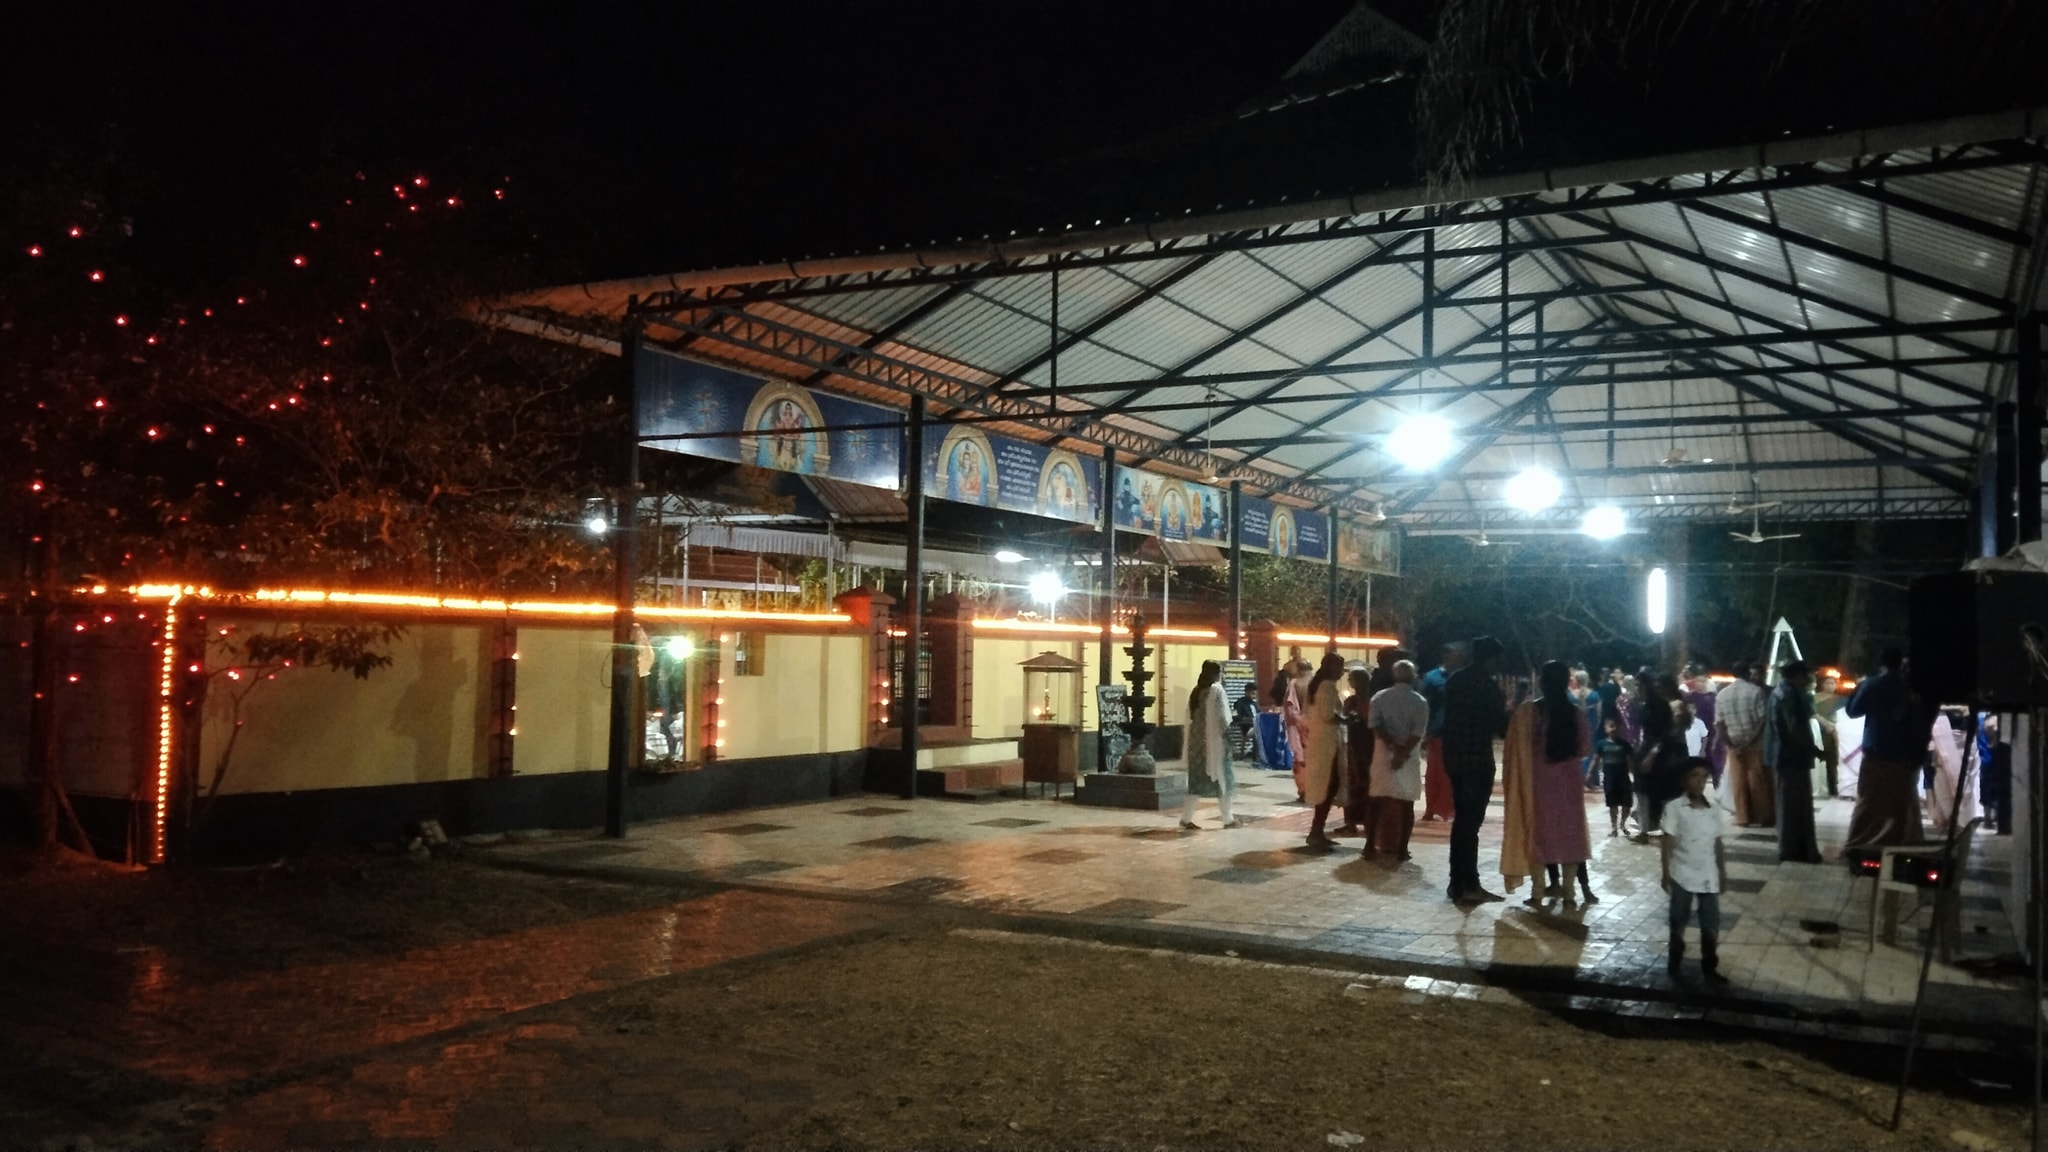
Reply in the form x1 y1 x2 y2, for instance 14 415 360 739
1219 660 1259 711
1095 684 1131 772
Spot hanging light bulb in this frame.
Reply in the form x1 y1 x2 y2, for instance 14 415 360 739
1387 413 1456 470
1580 505 1628 540
1504 466 1563 512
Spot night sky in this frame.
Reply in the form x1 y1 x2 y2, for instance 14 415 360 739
8 3 1353 286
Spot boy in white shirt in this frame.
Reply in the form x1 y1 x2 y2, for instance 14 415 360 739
1660 758 1732 985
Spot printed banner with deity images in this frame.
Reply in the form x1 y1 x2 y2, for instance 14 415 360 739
1336 520 1402 576
634 345 902 489
921 425 1102 527
1112 470 1331 562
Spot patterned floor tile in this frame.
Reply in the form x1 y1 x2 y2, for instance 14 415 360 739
704 823 792 837
1193 867 1277 886
842 806 913 818
1020 848 1097 865
1074 897 1187 920
850 835 943 851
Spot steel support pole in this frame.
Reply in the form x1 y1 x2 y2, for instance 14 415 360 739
1100 448 1119 688
1098 449 1119 774
1998 401 2020 556
2018 312 2043 544
604 315 643 838
1227 481 1243 655
901 396 926 800
1326 506 1340 652
1422 227 1435 364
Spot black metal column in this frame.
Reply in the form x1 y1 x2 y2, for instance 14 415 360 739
2018 312 2043 544
604 314 643 838
1421 226 1435 365
1978 452 2000 558
1227 481 1243 656
901 395 926 800
1325 506 1340 653
1097 449 1119 774
1100 447 1118 687
1997 401 2019 556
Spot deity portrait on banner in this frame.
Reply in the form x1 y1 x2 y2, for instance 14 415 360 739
741 382 830 476
1115 473 1143 527
1196 487 1226 541
1160 484 1189 539
1037 450 1085 521
937 427 997 507
1271 506 1296 557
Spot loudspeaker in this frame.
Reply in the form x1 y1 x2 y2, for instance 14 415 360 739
1908 568 2048 708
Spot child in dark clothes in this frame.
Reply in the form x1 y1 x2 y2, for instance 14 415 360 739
1594 716 1635 837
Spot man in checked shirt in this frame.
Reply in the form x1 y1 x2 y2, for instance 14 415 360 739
1715 659 1776 827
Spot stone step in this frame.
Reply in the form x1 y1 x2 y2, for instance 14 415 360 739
918 740 1019 771
916 759 1024 798
935 787 1006 804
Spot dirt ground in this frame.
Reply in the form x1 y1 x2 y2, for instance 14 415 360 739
0 847 2032 1151
601 930 2032 1152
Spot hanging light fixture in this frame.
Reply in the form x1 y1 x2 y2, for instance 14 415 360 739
1387 412 1456 470
1504 465 1563 512
1580 505 1628 540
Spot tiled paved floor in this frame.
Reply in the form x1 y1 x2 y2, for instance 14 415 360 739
491 765 2028 1031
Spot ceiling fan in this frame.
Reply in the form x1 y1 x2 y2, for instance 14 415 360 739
1729 503 1800 545
1199 388 1225 485
1460 509 1519 548
1657 363 1690 467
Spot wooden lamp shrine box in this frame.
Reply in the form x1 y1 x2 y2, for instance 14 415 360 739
1019 651 1084 794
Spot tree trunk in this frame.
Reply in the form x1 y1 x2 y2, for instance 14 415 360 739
1836 519 1879 672
24 609 93 855
25 609 59 848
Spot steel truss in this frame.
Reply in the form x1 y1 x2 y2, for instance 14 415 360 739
1399 496 1969 528
584 137 2048 524
637 309 1363 510
624 141 2045 314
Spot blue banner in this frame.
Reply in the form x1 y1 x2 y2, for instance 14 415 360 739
923 426 1101 525
1111 474 1231 543
635 346 902 489
1112 470 1333 560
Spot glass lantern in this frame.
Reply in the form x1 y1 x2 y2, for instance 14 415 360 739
1019 651 1084 794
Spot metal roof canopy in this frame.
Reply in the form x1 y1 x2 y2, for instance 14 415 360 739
489 110 2048 530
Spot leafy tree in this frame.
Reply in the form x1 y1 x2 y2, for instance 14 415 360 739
3 151 618 854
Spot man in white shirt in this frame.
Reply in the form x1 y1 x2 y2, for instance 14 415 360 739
1660 759 1731 985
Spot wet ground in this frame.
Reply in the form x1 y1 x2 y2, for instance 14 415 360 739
0 777 2033 1150
494 768 2029 1037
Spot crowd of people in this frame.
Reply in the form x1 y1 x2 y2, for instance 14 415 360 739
1172 638 2006 984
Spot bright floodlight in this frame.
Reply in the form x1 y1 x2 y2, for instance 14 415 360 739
583 515 609 536
1028 571 1066 605
1504 466 1563 512
1387 413 1456 470
993 549 1025 563
664 636 692 660
1580 505 1627 540
1647 567 1668 636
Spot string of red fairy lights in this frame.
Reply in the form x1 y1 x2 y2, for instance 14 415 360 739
19 169 519 863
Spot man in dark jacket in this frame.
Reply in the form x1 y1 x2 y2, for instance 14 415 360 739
1441 636 1509 904
1843 648 1933 847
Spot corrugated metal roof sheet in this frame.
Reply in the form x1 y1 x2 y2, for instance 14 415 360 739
509 133 2044 525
